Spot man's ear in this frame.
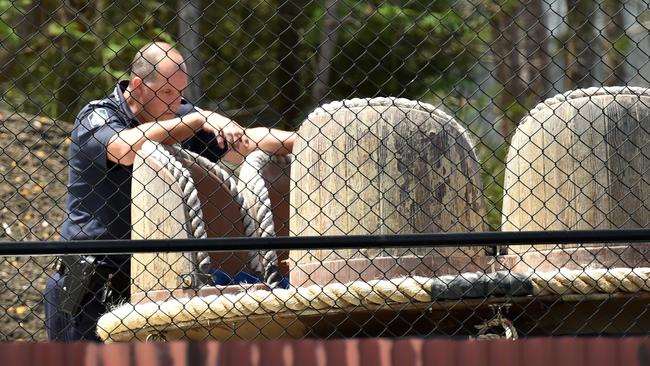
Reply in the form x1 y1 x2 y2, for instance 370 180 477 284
130 76 143 90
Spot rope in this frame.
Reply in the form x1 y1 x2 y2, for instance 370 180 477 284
308 97 456 126
140 142 260 282
238 151 292 287
169 145 258 240
140 141 208 278
264 154 292 286
238 151 273 277
528 86 650 117
166 145 265 278
97 267 650 341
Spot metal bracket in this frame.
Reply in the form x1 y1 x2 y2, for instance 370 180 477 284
145 331 168 343
180 251 216 289
473 303 518 340
179 272 215 289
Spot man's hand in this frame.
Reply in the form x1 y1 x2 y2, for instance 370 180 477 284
222 127 296 164
195 108 249 150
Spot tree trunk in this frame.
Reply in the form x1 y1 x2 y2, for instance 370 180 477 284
272 0 302 128
564 0 598 89
178 0 203 103
53 3 78 120
518 0 551 103
491 5 525 140
311 0 341 105
0 0 49 85
603 0 626 86
492 1 551 140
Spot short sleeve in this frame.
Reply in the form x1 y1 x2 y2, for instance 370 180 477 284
74 106 129 170
182 130 229 163
177 101 229 162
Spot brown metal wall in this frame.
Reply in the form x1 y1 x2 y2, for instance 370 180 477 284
1 338 649 366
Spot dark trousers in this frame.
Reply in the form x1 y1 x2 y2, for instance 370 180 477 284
44 268 129 342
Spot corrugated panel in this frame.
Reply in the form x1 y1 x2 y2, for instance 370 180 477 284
0 338 648 366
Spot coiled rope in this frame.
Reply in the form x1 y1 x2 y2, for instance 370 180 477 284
97 267 650 342
140 141 262 283
140 141 210 280
528 86 650 117
238 151 292 288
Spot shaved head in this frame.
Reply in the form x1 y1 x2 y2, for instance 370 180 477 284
125 42 189 123
130 42 186 83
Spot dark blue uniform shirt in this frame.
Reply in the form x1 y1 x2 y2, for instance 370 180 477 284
61 81 226 265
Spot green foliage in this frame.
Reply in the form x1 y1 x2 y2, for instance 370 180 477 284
453 90 510 231
309 0 484 102
0 0 488 124
0 21 17 46
0 0 500 229
0 0 178 120
478 141 509 231
613 34 633 56
0 0 21 45
0 0 506 228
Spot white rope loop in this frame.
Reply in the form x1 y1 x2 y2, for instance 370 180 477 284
238 150 273 275
97 267 650 342
170 146 261 281
528 86 650 118
238 151 293 287
140 142 261 281
140 141 209 275
170 146 258 240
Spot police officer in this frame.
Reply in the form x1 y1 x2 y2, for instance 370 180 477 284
44 42 296 341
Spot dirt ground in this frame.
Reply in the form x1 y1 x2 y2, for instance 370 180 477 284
0 111 72 341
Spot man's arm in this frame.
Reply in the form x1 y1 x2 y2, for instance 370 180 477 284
107 111 246 166
107 114 202 166
223 127 296 164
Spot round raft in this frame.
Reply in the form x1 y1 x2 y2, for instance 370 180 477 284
290 97 490 286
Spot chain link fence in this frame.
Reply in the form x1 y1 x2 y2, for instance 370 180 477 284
1 0 650 342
